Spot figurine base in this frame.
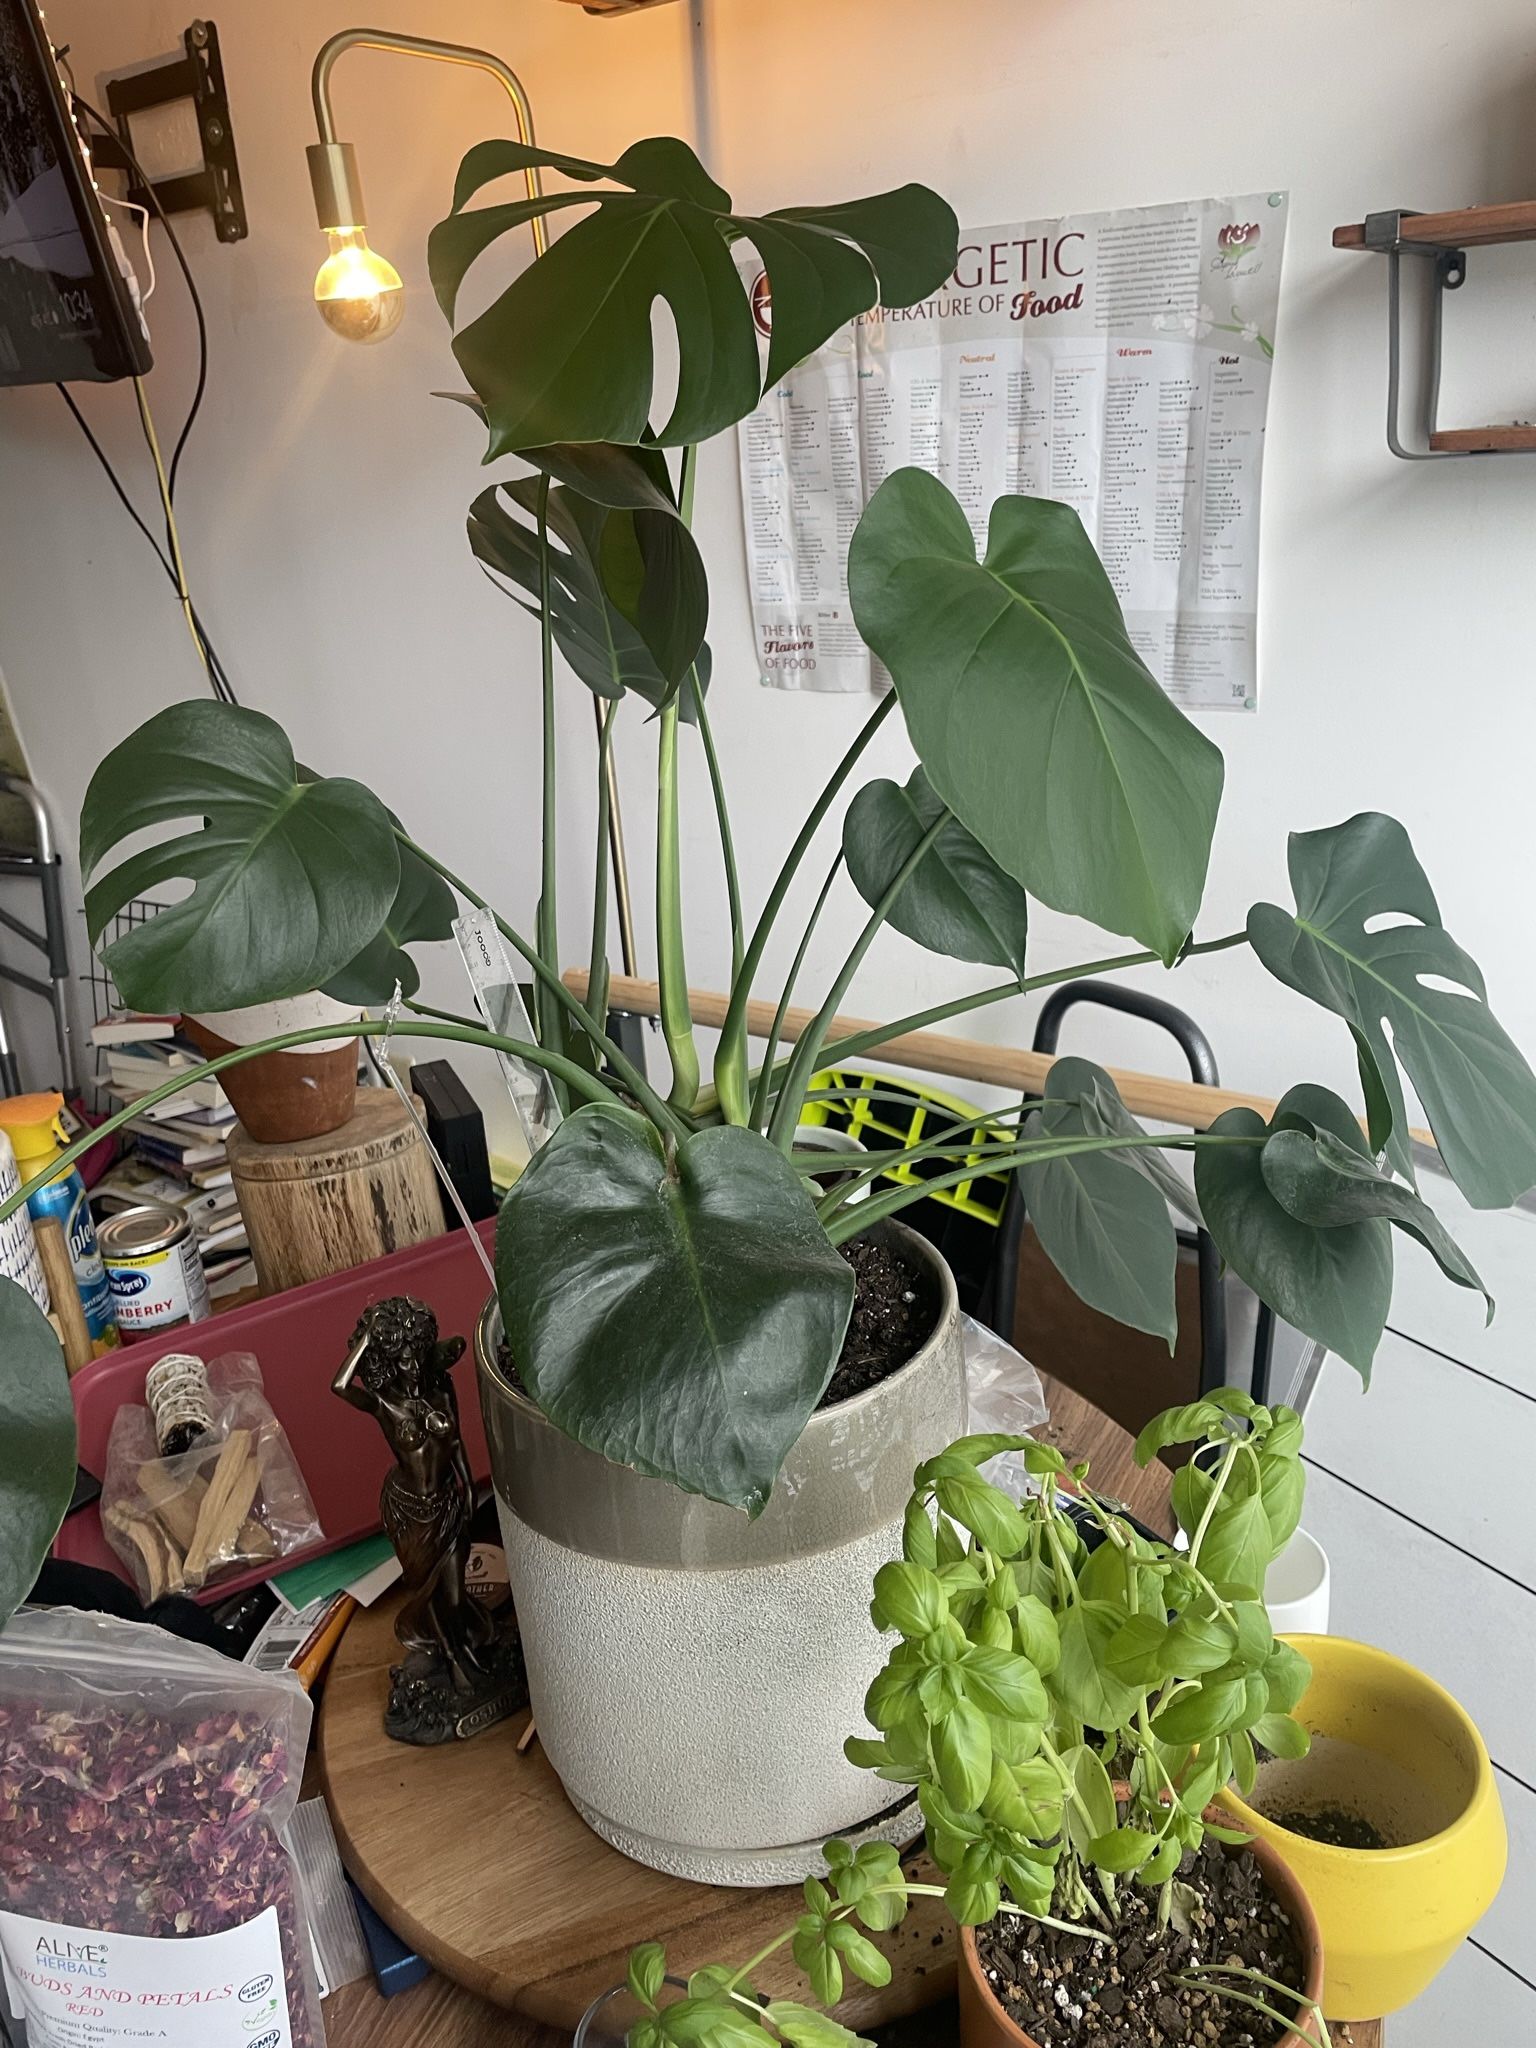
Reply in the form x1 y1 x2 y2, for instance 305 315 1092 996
384 1618 528 1746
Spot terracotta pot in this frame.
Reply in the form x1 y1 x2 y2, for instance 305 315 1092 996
183 994 360 1144
958 1806 1325 2048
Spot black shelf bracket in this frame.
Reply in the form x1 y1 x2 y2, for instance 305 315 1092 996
105 19 246 244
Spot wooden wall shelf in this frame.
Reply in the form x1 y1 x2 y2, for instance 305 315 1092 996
1333 201 1536 458
1334 200 1536 252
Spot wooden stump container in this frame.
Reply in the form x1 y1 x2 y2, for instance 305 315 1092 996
229 1092 446 1295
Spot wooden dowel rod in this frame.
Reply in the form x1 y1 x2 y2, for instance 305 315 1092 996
569 970 1434 1147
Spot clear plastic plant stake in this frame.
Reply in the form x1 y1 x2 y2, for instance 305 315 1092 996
453 907 563 1155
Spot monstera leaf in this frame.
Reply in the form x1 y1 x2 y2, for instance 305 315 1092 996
496 1103 856 1511
843 767 1029 976
1248 812 1536 1208
469 462 709 712
428 136 958 454
81 703 399 1014
0 1277 76 1628
1014 1061 1182 1346
848 471 1223 964
322 834 457 1006
1195 1085 1395 1378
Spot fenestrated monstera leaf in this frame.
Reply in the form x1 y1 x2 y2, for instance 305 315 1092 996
322 834 457 1006
1247 812 1536 1208
81 702 399 1014
469 461 710 713
0 1277 76 1628
843 767 1029 978
428 136 958 455
848 471 1223 965
1015 1060 1182 1347
496 1102 855 1512
1195 1085 1394 1379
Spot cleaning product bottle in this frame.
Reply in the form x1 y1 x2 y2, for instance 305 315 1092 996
0 1093 119 1355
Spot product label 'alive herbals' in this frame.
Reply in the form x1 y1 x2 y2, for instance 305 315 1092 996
0 1905 293 2048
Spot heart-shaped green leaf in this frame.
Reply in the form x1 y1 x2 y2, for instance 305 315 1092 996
1260 1127 1491 1320
1015 1075 1180 1346
429 136 958 454
80 702 399 1013
848 469 1224 963
1248 811 1536 1207
1195 1086 1393 1379
842 767 1029 976
0 1277 76 1628
496 1103 855 1511
322 830 457 1006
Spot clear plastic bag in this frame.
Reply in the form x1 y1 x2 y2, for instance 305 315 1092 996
0 1607 325 2047
962 1312 1050 1500
101 1352 321 1601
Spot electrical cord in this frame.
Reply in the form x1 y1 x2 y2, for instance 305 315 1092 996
59 88 238 703
71 92 209 501
54 383 237 700
132 374 210 684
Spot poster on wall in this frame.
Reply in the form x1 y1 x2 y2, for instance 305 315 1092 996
736 190 1288 710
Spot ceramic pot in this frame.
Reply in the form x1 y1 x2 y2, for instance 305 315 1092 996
1218 1635 1506 2019
475 1220 966 1885
958 1805 1325 2047
183 993 361 1144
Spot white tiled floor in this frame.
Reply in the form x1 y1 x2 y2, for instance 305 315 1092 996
1299 1163 1536 2041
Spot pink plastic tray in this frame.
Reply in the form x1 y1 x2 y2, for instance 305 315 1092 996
57 1221 498 1601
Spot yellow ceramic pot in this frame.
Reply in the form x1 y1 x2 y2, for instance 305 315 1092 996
1218 1636 1505 2019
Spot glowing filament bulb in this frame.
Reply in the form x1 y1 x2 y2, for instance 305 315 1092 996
314 227 404 344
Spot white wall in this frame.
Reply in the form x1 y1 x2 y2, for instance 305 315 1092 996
4 0 1536 1127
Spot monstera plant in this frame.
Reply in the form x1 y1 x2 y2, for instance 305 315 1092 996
4 133 1534 1608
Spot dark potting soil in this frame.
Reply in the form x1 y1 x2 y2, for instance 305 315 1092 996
1267 1804 1388 1851
819 1235 930 1407
494 1236 931 1408
975 1837 1307 2048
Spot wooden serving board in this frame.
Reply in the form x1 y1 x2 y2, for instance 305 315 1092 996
318 1381 1173 2034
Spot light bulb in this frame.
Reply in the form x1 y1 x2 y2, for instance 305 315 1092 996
314 227 404 344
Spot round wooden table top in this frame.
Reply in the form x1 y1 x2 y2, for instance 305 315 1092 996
318 1376 1176 2038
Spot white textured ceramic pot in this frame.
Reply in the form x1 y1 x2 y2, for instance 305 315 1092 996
476 1221 965 1886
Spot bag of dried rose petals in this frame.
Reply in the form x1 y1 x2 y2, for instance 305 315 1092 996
0 1607 325 2048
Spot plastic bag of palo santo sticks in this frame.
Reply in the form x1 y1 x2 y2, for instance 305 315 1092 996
102 1353 321 1601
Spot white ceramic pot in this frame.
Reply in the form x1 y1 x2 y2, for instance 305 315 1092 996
475 1221 965 1885
1264 1525 1330 1635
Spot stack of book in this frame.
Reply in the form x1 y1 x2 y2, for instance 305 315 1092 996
90 1016 255 1299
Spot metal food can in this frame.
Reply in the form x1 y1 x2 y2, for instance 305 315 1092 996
99 1205 212 1332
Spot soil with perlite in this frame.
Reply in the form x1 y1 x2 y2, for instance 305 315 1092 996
975 1837 1308 2047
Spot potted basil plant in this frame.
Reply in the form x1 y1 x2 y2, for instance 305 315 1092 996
3 131 1534 1884
605 1396 1332 2048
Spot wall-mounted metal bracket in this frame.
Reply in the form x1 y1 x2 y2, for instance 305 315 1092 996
105 19 247 243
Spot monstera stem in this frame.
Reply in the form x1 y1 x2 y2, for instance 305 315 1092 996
656 695 699 1111
750 851 844 1131
0 1019 612 1230
587 696 619 1053
534 473 567 1114
767 811 951 1147
713 694 896 1127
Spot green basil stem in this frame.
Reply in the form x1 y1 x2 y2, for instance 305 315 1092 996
533 472 568 1116
768 811 952 1147
750 850 844 1130
656 693 699 1111
587 697 620 1052
738 929 1252 1128
0 1018 610 1230
1171 1971 1332 2048
396 830 688 1142
713 693 895 1126
823 1129 1263 1245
